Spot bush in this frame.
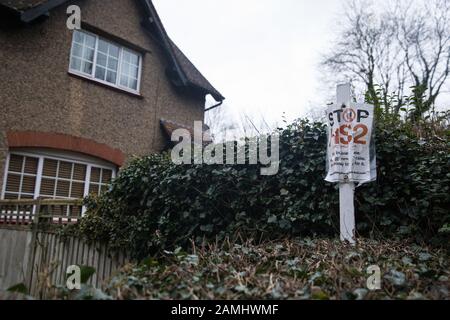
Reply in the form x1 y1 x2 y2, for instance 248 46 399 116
71 119 450 260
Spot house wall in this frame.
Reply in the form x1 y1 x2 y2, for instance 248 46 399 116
0 0 205 195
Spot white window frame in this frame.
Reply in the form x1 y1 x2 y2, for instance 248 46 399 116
1 150 117 201
1 153 39 199
1 153 10 200
68 29 143 95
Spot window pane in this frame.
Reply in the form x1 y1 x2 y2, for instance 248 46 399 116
72 43 83 58
56 180 70 197
131 65 139 78
101 170 113 183
89 184 99 195
73 30 83 43
97 52 107 67
58 161 72 179
43 159 58 177
122 63 129 76
129 78 138 90
70 31 96 76
106 70 116 84
129 53 139 66
119 50 140 91
50 205 65 216
90 167 101 183
71 182 85 198
95 66 106 81
70 206 82 217
95 39 119 83
70 57 82 71
120 75 128 87
108 57 118 70
84 33 96 48
109 45 119 58
73 164 87 181
5 174 20 192
4 193 18 200
122 51 130 63
83 48 94 61
4 154 39 199
82 61 93 74
98 39 108 53
40 178 55 196
22 176 36 194
24 157 39 175
8 155 24 172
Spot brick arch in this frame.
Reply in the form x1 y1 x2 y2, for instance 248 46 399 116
6 131 125 166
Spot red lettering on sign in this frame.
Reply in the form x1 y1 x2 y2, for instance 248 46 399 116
354 124 368 145
342 108 356 123
332 124 369 146
339 124 352 145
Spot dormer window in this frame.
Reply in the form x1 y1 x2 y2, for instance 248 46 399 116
69 30 142 94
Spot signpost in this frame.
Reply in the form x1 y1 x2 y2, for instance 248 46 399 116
325 84 376 244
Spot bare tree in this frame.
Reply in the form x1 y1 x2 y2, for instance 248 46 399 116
205 105 276 143
204 102 237 142
323 1 405 111
237 112 273 138
396 0 450 119
323 0 450 119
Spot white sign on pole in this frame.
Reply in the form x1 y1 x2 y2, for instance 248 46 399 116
325 84 376 244
325 90 376 185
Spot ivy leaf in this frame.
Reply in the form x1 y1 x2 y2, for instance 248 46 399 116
7 283 28 295
268 215 277 223
418 252 432 262
80 266 96 284
385 270 406 287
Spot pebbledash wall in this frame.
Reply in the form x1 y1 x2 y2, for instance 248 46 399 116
0 0 206 194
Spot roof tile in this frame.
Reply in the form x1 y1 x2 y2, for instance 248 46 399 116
0 0 47 11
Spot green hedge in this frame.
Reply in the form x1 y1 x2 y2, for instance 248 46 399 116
72 119 450 259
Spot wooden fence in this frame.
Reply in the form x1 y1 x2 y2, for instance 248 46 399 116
0 198 83 226
0 199 127 298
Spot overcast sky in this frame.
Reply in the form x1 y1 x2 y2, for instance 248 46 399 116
153 0 449 130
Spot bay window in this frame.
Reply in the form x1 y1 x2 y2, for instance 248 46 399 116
2 151 116 201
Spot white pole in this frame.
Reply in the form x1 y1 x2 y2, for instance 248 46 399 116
336 84 356 244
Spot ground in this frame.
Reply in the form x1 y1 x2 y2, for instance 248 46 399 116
102 238 449 300
1 237 448 300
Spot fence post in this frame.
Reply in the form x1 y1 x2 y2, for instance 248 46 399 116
25 198 42 293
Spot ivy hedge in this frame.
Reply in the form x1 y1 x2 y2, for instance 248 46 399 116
71 119 450 259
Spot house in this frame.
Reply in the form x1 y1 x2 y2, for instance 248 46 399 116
0 0 224 201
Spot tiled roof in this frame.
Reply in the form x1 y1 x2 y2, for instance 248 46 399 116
141 0 224 102
168 39 224 102
0 0 47 11
160 119 212 143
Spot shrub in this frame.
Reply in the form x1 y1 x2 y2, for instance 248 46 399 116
103 239 450 300
71 119 450 259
